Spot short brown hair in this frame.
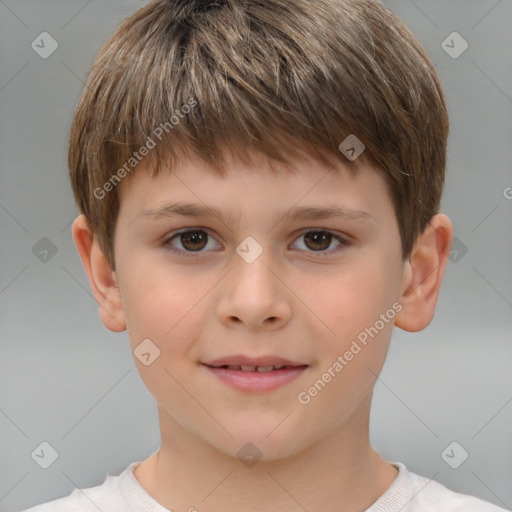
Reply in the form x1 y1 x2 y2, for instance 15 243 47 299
68 0 449 268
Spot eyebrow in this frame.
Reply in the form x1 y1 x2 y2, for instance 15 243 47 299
141 201 376 227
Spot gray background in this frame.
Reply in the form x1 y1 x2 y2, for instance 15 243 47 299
1 0 511 510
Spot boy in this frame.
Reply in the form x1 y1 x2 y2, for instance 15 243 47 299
23 0 509 510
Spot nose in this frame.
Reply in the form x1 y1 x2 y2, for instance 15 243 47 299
216 252 292 331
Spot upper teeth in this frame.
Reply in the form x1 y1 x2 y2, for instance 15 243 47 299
227 365 286 372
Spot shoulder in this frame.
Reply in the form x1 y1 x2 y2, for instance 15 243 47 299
395 462 510 512
20 471 126 512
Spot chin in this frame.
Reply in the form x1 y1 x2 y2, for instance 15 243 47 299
210 425 308 464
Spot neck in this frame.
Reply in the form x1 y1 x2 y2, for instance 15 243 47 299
134 403 398 512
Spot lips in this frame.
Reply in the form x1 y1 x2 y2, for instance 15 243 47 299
202 355 309 392
215 364 290 372
203 354 307 368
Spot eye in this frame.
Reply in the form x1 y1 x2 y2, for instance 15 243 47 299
164 229 221 256
291 230 350 256
163 228 350 258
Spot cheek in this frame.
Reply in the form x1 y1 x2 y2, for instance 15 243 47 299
300 271 397 413
309 256 401 368
119 261 213 350
313 262 391 327
119 256 178 314
119 264 212 404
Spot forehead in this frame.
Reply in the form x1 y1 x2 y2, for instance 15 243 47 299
120 143 380 189
117 148 395 230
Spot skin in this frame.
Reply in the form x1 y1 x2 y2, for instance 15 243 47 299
73 148 452 512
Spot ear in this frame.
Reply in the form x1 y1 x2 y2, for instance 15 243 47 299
71 215 126 332
395 213 453 332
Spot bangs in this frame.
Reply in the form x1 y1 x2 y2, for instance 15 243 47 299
69 0 448 266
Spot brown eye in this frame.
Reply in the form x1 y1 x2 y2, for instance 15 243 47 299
165 229 219 255
303 231 332 251
179 230 208 251
292 230 350 256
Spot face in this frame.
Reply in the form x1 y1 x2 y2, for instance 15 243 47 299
112 149 408 460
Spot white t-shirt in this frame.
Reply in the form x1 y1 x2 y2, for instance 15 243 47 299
22 460 509 512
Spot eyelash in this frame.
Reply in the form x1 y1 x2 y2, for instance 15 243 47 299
162 228 351 258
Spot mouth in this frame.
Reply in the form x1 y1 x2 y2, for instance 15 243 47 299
202 355 309 392
203 354 307 368
204 363 305 372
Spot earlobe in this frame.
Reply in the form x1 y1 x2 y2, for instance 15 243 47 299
71 215 126 332
395 214 453 332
